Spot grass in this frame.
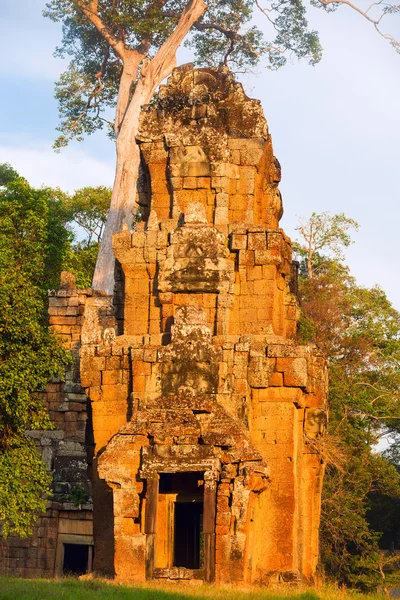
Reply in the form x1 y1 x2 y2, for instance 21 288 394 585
0 578 385 600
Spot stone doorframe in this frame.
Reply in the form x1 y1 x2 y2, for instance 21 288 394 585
140 447 220 583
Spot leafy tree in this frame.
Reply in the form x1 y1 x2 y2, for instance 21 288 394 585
294 212 359 279
62 243 100 288
0 176 71 536
0 163 20 187
367 444 400 592
42 187 74 291
61 185 111 287
65 186 111 246
44 0 399 294
295 214 400 591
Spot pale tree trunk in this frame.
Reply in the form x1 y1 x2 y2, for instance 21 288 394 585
92 0 207 294
308 253 314 280
92 76 155 294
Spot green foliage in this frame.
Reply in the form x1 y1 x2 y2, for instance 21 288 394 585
0 163 20 187
63 242 100 288
0 174 72 536
44 0 322 147
59 185 110 286
367 444 400 589
68 485 90 507
65 185 110 245
295 214 400 590
42 187 73 290
0 177 72 292
297 313 315 344
0 168 112 534
0 442 52 538
0 576 381 600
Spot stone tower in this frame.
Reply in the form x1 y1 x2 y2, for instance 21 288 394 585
0 65 327 584
80 65 327 584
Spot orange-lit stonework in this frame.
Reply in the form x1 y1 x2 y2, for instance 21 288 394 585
0 65 327 585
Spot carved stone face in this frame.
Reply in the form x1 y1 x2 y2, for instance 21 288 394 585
304 408 327 439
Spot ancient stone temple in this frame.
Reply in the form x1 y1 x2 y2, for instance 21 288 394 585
0 65 327 584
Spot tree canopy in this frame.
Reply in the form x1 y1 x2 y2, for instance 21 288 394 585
294 212 359 279
62 185 111 287
0 175 72 536
44 0 322 149
0 163 20 187
0 167 109 535
295 213 400 590
44 0 400 150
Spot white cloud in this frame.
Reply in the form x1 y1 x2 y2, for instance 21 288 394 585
0 143 115 193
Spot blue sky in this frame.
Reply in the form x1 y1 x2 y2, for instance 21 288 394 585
1 1 399 309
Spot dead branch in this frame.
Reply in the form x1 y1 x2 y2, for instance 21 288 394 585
321 0 399 50
256 0 400 51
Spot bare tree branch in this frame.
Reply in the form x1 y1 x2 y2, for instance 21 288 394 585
256 0 400 51
256 0 273 15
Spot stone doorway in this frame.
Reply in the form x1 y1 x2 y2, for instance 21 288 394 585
155 472 205 573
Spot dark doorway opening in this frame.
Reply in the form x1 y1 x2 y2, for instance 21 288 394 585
63 543 89 575
157 472 205 571
174 502 203 569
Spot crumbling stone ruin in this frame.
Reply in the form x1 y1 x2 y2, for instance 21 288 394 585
0 65 327 585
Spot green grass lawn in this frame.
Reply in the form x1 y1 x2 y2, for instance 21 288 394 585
0 578 384 600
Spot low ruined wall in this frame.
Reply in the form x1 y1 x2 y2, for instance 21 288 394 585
0 280 93 578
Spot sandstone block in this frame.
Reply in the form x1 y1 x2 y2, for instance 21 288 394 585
212 176 230 192
140 142 168 164
214 207 229 225
248 356 269 388
238 250 254 266
48 297 68 307
237 178 255 195
230 234 246 250
276 357 308 388
170 161 210 177
248 233 267 251
269 372 283 387
169 176 182 190
197 177 211 189
183 176 197 189
246 266 262 281
169 145 207 165
229 149 240 164
216 192 229 207
132 361 151 376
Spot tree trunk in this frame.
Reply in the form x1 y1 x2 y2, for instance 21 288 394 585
91 0 207 294
307 247 314 280
308 256 313 280
92 77 156 294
